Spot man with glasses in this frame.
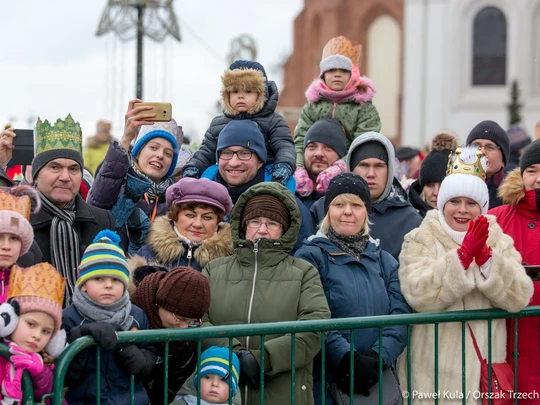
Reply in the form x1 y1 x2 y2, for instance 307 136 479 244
466 120 510 209
201 120 314 252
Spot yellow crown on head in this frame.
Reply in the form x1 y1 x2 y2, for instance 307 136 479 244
34 114 82 155
7 263 65 308
0 191 31 220
322 36 363 68
446 146 487 181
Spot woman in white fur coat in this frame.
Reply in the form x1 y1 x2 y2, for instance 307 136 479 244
397 146 533 404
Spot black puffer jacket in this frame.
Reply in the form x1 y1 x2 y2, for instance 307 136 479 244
183 81 295 174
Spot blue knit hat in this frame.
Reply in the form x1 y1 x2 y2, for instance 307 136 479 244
194 347 240 397
76 230 130 289
216 121 267 163
131 119 180 179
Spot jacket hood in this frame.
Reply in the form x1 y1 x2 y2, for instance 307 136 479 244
346 132 396 203
229 182 300 253
305 74 376 104
221 68 271 116
497 167 525 206
131 216 233 267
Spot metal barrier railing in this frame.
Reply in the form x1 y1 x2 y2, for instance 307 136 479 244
41 306 540 405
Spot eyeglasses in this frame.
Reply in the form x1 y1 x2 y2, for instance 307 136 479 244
219 150 254 161
471 142 500 153
246 219 283 231
173 314 202 328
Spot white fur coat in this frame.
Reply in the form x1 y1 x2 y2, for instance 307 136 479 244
397 210 533 404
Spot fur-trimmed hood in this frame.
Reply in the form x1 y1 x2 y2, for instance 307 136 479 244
497 167 525 206
306 75 376 104
221 68 267 115
129 215 233 270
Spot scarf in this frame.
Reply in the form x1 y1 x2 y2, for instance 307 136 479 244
327 227 369 259
38 190 80 306
130 271 193 356
215 166 265 204
130 161 175 200
72 287 133 331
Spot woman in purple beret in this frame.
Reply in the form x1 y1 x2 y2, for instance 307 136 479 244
128 177 234 286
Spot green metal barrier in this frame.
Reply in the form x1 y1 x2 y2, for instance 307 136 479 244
47 306 540 405
0 343 35 404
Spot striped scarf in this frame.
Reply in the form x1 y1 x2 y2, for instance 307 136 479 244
38 190 80 306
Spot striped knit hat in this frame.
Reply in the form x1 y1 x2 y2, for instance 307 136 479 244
194 346 240 397
76 230 129 289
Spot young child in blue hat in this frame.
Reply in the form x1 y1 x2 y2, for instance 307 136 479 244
171 346 241 405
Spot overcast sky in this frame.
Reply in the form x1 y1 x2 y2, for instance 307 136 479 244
0 0 303 144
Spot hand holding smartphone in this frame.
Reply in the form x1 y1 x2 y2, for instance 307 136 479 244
133 102 172 122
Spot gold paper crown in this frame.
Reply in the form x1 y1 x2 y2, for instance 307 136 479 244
322 36 363 68
0 191 31 220
34 114 82 155
446 146 487 180
7 263 66 308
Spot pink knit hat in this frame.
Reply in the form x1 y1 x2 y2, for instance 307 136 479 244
0 185 41 255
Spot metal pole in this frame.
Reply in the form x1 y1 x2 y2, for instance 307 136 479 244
136 4 144 99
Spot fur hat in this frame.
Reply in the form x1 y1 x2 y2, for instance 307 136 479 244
221 60 268 115
324 173 372 214
419 132 458 188
520 138 540 174
194 346 240 398
304 118 348 158
155 267 211 319
0 185 41 255
242 194 290 233
131 119 180 179
166 177 233 215
466 120 510 165
216 121 267 164
77 230 130 289
437 146 489 215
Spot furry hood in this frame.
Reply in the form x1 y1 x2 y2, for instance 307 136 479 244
221 68 267 115
130 215 233 269
305 75 376 104
497 167 525 206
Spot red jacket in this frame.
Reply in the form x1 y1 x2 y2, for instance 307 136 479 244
488 168 540 399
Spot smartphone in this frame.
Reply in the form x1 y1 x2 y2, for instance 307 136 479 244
133 102 172 122
525 265 540 281
10 129 34 166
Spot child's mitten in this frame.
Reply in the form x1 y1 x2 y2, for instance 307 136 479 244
294 167 314 197
271 163 293 186
316 160 346 193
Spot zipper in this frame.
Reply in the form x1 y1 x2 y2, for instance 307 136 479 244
186 245 193 267
0 272 4 297
244 240 260 401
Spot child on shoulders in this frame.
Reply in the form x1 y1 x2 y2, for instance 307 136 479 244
182 60 296 186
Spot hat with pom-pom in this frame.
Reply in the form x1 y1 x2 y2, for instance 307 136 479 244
194 346 240 398
0 185 41 255
76 230 129 289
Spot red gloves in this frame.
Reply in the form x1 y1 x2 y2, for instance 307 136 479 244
457 216 491 269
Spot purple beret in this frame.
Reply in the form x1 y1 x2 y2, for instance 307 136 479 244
166 177 233 215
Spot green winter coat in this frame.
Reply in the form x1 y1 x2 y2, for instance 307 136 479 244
294 100 381 167
201 182 331 405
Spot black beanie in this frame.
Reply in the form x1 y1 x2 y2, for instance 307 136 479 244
520 139 540 174
419 149 452 188
304 118 348 158
324 173 372 213
395 147 420 161
466 120 510 165
350 141 388 170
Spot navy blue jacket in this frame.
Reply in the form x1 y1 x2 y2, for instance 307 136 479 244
295 235 411 370
62 305 153 405
310 178 422 260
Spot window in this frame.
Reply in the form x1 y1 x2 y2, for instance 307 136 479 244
472 6 507 85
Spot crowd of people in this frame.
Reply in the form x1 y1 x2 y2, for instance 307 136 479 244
0 34 538 405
